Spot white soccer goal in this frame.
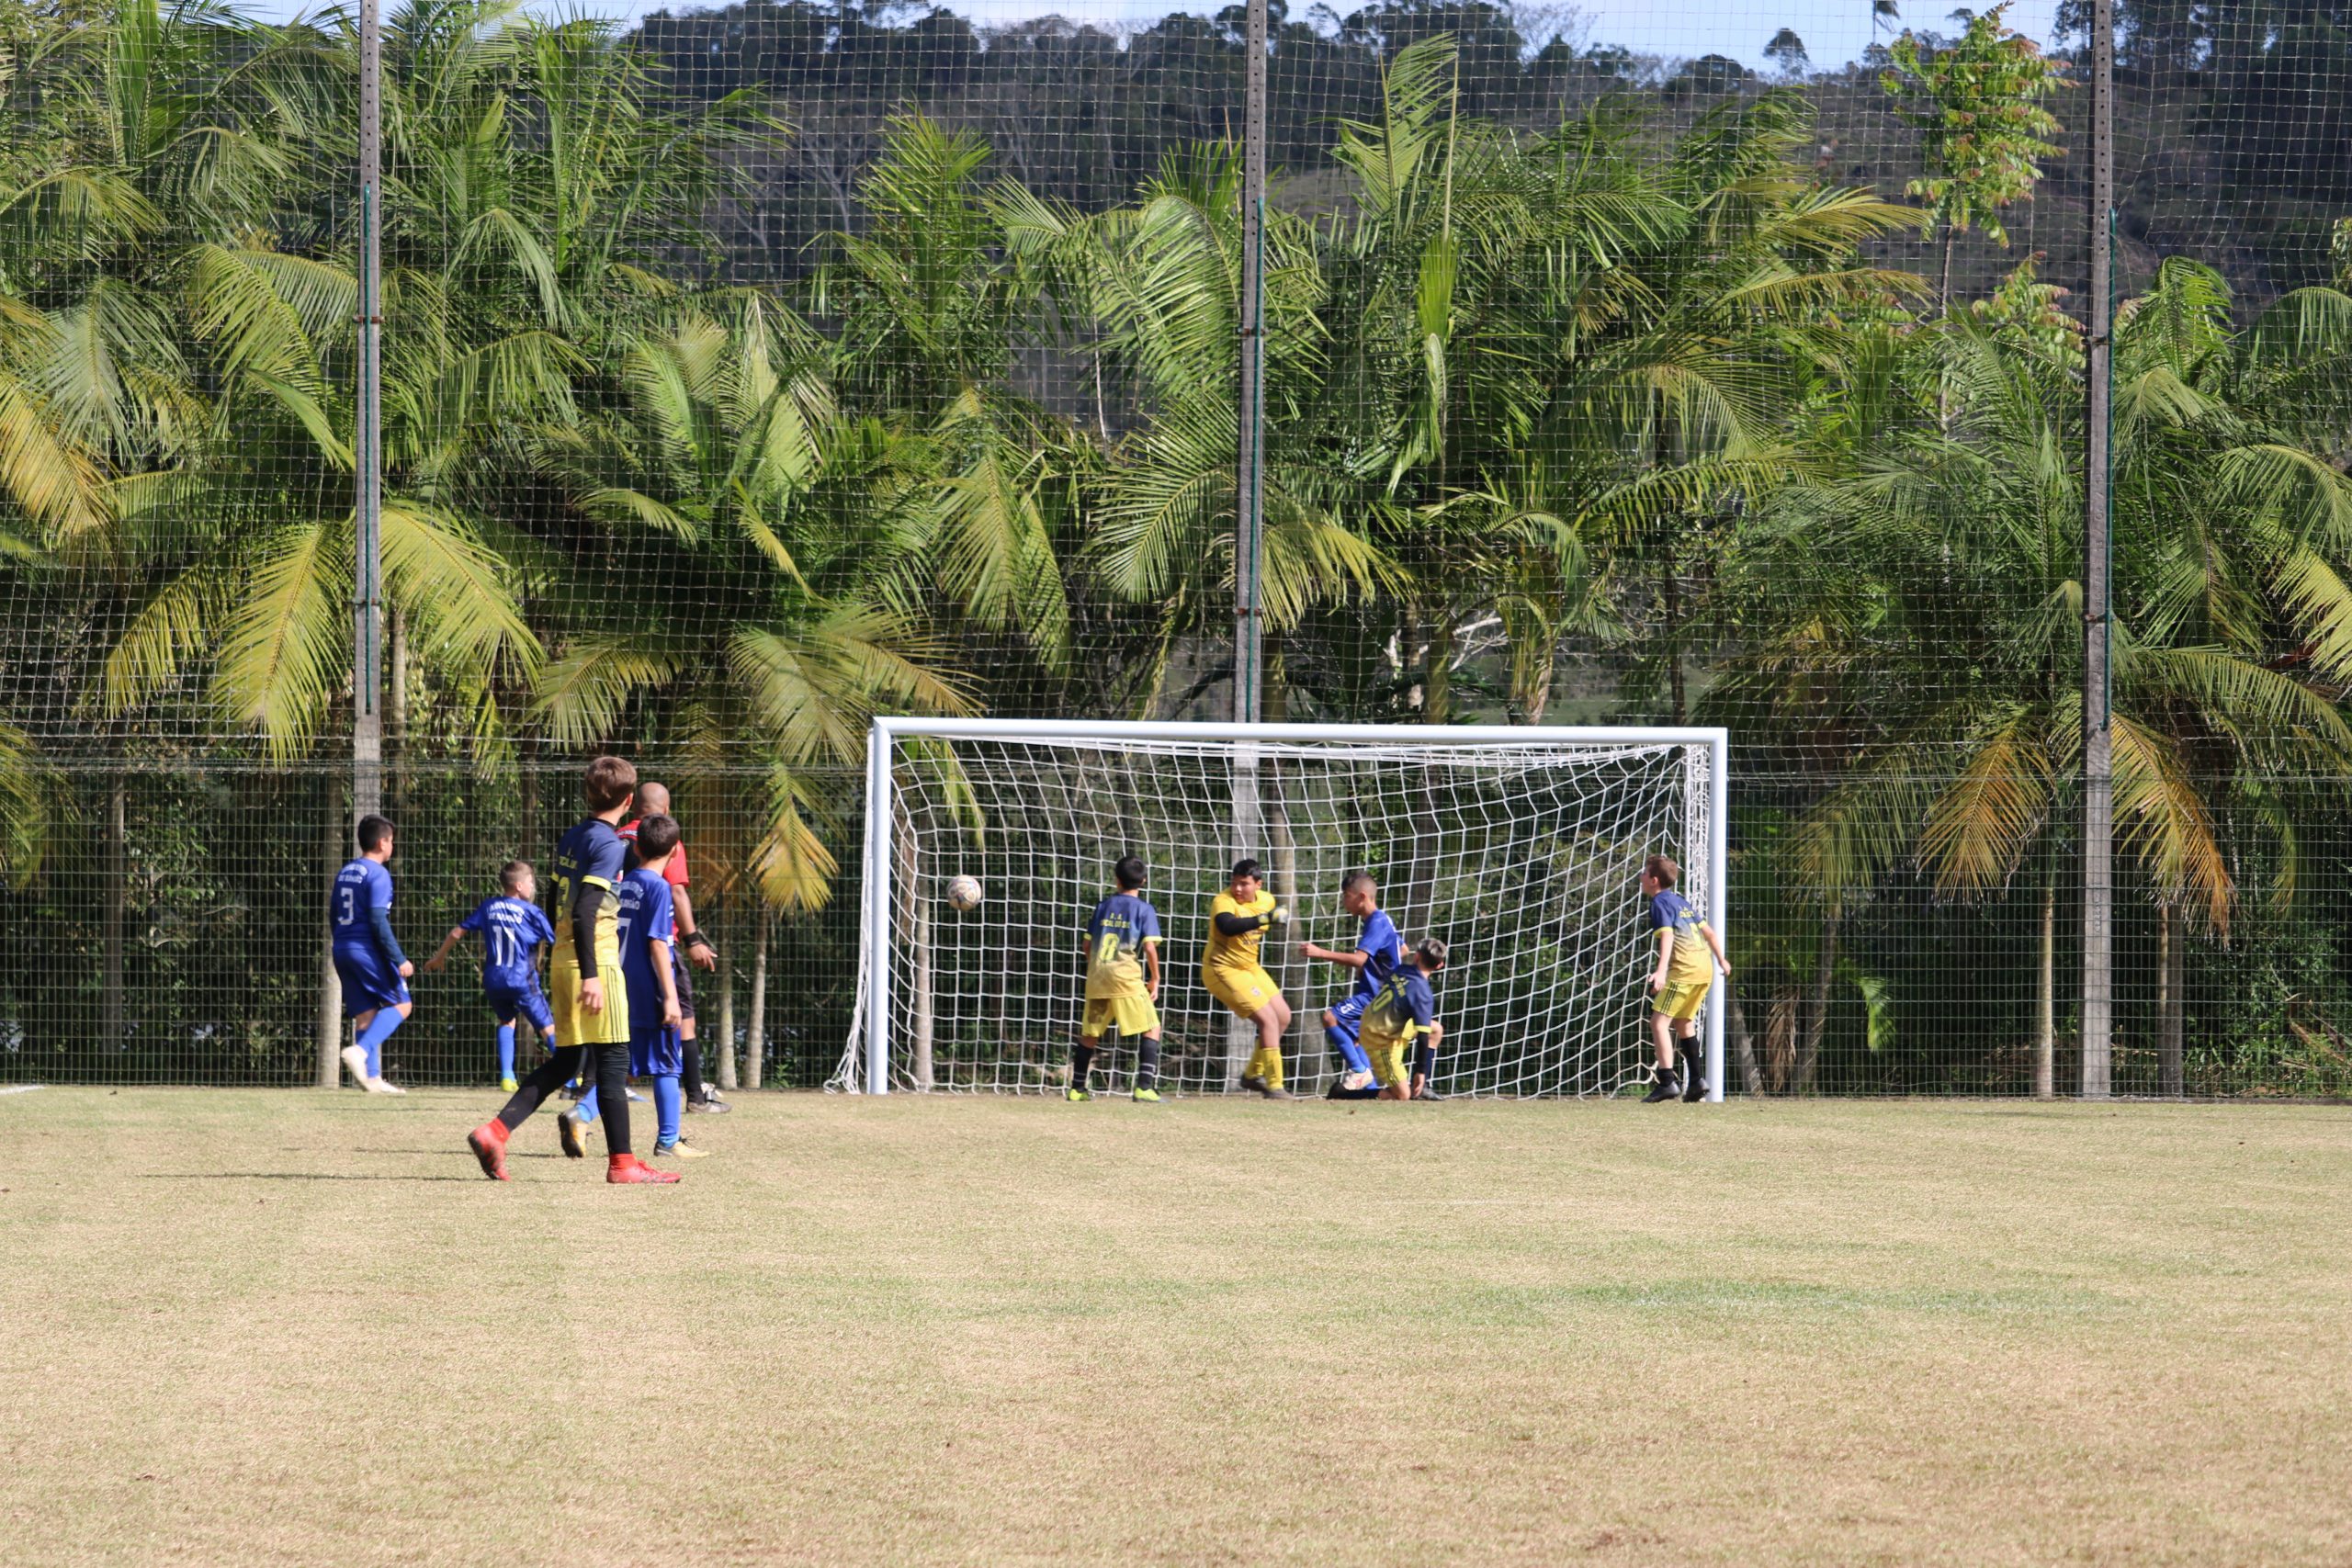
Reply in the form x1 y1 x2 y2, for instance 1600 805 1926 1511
833 719 1727 1100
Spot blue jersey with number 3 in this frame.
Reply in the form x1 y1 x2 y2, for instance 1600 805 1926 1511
460 896 556 991
331 859 395 962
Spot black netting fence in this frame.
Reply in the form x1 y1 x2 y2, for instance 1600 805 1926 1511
2 0 2349 1095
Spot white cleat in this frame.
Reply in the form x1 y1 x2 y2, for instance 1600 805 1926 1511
341 1045 371 1089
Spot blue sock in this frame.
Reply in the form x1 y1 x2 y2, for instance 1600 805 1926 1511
356 1007 404 1078
496 1023 516 1080
574 1084 599 1124
654 1074 683 1148
1328 1024 1371 1077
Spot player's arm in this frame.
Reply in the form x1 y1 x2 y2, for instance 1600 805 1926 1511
651 934 681 1028
1143 937 1161 999
572 879 607 1011
1297 940 1369 968
422 925 468 974
368 897 414 978
1650 927 1674 993
1213 907 1287 935
673 883 716 970
1699 921 1731 981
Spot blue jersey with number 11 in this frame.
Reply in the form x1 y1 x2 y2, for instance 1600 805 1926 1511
460 896 556 990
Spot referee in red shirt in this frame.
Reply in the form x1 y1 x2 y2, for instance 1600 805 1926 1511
619 781 727 1115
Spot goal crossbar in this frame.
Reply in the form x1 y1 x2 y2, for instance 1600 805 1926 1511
848 717 1729 1100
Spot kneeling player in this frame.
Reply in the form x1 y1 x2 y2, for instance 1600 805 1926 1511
1072 855 1164 1102
1206 859 1293 1098
1641 852 1730 1103
1361 938 1447 1101
423 860 558 1091
1299 870 1402 1099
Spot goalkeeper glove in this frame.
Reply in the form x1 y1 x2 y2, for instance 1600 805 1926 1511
1268 905 1289 925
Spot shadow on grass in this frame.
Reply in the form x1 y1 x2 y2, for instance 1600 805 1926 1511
141 1172 482 1183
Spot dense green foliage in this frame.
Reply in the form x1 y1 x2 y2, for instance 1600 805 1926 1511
3 0 2351 1091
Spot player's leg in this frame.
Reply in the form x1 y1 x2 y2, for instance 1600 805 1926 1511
1254 990 1293 1094
1132 1028 1163 1101
1115 995 1162 1101
1676 1016 1706 1102
1323 995 1375 1094
495 1018 518 1091
342 1003 377 1089
1071 998 1107 1100
1643 1009 1681 1102
1370 1034 1409 1100
595 1041 674 1182
469 1043 585 1179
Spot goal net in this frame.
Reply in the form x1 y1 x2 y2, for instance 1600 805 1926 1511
834 720 1726 1100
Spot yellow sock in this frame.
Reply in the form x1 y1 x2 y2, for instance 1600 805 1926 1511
1261 1047 1283 1089
1245 1046 1271 1081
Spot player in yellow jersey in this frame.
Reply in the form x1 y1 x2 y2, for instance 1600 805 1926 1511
1359 937 1447 1101
1641 852 1730 1103
1072 856 1165 1103
1206 858 1294 1098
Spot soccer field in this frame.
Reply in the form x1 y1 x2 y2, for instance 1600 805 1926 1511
6 1091 2349 1565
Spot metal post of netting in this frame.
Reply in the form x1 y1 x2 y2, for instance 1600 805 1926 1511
2080 0 2116 1100
352 0 385 826
1232 0 1267 728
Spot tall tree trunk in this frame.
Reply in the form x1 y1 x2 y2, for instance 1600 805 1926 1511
2035 875 2056 1099
388 605 408 814
1422 610 1454 725
103 780 125 1063
715 910 738 1092
743 905 770 1089
315 779 344 1087
1662 558 1687 726
2158 904 2186 1097
1792 908 1839 1093
1726 982 1761 1095
518 759 538 864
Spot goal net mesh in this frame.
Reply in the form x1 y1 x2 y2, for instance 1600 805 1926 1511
836 731 1716 1098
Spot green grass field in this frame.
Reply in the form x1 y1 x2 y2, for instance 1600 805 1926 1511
5 1089 2350 1565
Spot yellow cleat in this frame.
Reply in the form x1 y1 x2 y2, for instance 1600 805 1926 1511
1131 1088 1161 1103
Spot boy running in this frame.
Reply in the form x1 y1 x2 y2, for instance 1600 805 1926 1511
1360 938 1448 1101
1072 855 1164 1103
567 815 701 1160
1641 852 1730 1104
422 861 558 1092
1298 870 1402 1100
1206 858 1293 1099
467 755 678 1185
331 814 413 1095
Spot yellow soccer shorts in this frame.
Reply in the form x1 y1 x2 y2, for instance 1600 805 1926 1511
1205 964 1278 1019
1365 1031 1411 1090
1081 992 1161 1040
550 936 631 1047
1653 974 1712 1022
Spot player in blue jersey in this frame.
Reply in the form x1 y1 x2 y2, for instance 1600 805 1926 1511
1299 870 1405 1100
330 814 413 1095
1641 853 1730 1103
423 861 560 1092
1359 938 1448 1101
468 754 677 1185
1072 855 1165 1103
565 815 701 1160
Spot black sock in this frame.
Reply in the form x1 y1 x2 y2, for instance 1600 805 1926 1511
680 1037 706 1103
598 1043 633 1156
1136 1038 1159 1091
1071 1043 1096 1090
498 1046 584 1131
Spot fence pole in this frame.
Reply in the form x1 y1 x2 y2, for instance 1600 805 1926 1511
2080 0 2116 1100
352 0 384 826
1232 0 1267 728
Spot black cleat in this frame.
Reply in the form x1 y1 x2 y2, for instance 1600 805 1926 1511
1642 1071 1680 1104
1680 1071 1708 1102
558 1108 588 1157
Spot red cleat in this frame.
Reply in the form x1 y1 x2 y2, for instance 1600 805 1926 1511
607 1154 680 1185
468 1121 511 1181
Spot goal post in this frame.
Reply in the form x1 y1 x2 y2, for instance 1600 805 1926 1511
840 718 1729 1100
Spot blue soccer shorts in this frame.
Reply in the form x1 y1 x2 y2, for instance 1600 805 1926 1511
334 952 410 1019
483 979 555 1037
628 1021 684 1079
1326 988 1372 1043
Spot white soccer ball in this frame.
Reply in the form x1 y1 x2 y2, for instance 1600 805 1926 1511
944 874 985 911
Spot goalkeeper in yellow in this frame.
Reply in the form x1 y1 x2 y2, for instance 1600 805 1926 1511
1206 858 1295 1098
1072 855 1164 1103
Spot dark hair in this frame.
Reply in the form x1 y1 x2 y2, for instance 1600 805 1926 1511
1114 855 1147 891
1340 870 1374 897
500 860 532 894
356 815 394 854
1230 858 1262 882
1413 936 1449 969
633 813 681 862
1645 853 1679 889
583 754 638 812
